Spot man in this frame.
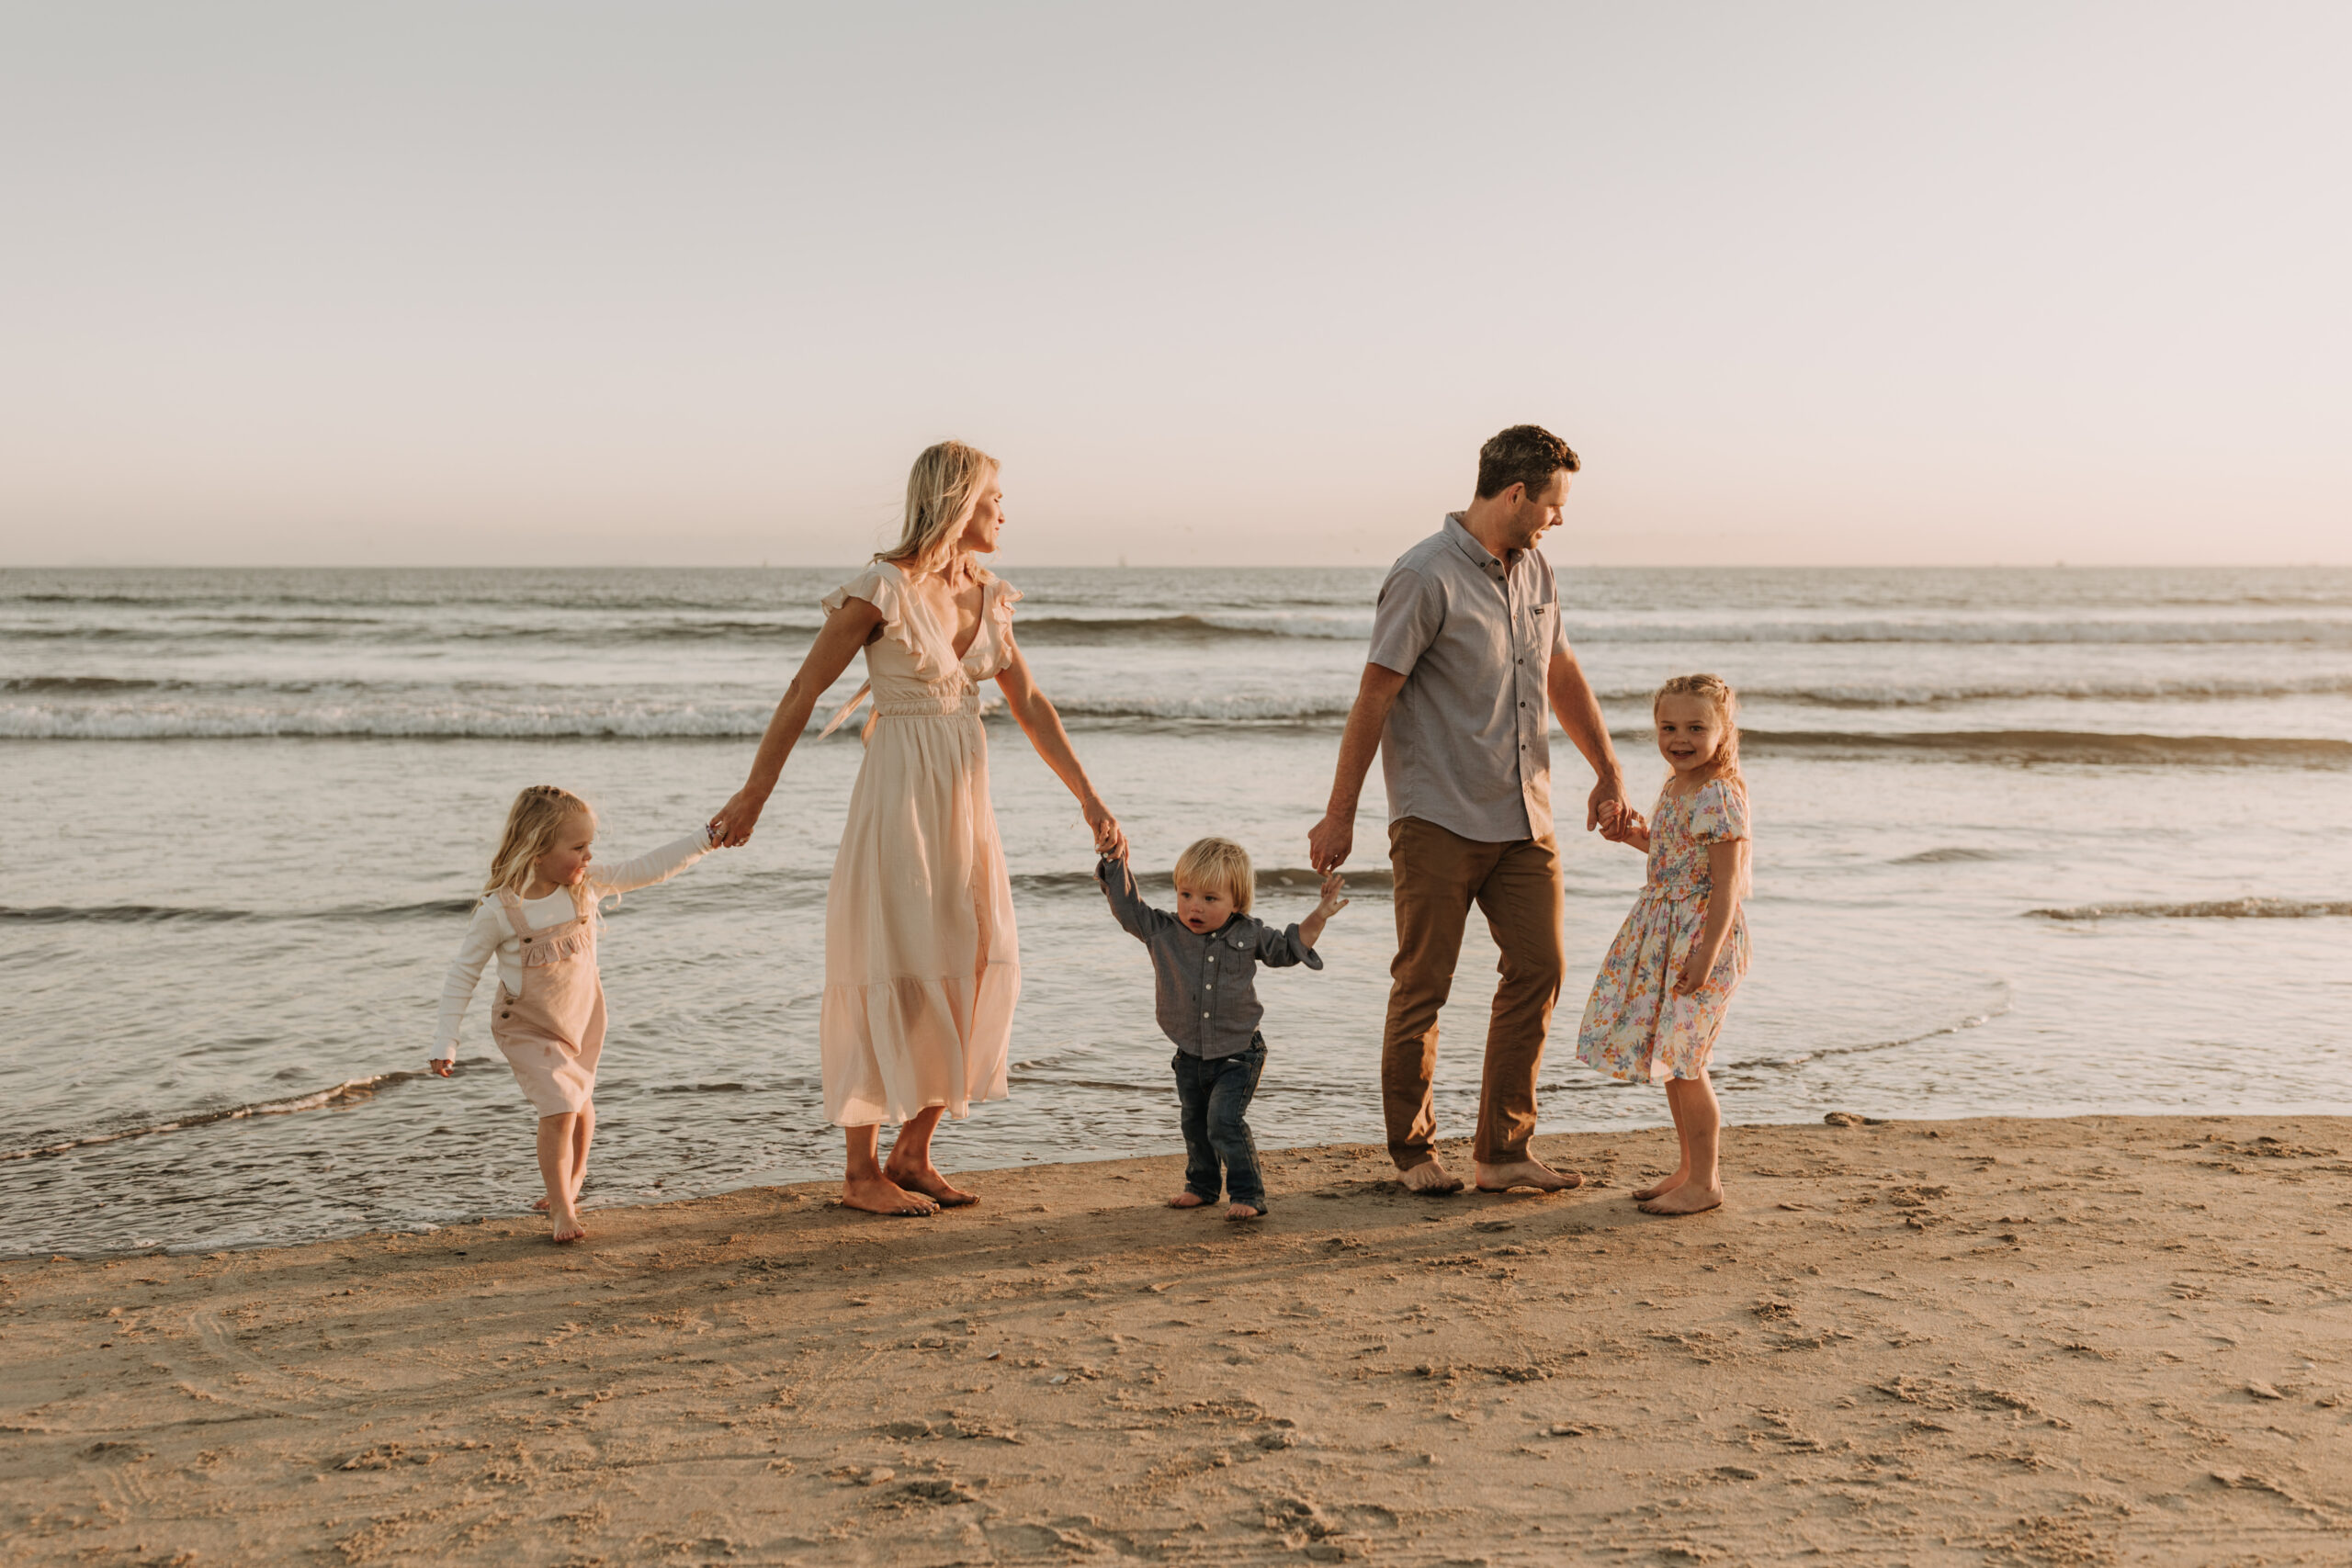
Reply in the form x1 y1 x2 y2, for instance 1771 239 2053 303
1307 424 1628 1195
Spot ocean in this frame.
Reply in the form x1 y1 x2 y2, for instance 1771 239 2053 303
5 563 2349 1258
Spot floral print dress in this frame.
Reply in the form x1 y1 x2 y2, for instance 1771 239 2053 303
1575 777 1752 1083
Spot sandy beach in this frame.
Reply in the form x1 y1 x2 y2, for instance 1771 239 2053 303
4 1113 2346 1565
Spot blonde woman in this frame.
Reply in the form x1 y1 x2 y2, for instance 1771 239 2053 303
710 442 1125 1217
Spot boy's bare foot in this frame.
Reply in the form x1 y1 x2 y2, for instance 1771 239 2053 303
1632 1169 1690 1201
1399 1158 1464 1195
1226 1201 1265 1221
1638 1183 1724 1216
842 1173 939 1217
548 1206 587 1244
883 1158 978 1207
1475 1156 1582 1193
1169 1191 1209 1208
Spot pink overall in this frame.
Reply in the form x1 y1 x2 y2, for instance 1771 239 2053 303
489 888 606 1117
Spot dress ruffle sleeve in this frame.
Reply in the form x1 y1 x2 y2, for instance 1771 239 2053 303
822 562 947 683
1688 779 1750 844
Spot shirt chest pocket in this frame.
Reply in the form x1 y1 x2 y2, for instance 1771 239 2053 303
1527 597 1558 655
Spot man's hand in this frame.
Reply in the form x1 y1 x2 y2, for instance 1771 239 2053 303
1307 810 1353 874
1586 775 1629 835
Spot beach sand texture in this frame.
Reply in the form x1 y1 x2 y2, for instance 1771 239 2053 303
5 1115 2347 1566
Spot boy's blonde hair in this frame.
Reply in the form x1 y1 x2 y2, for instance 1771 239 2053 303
485 784 595 915
878 440 1000 576
1173 836 1254 914
1654 672 1743 783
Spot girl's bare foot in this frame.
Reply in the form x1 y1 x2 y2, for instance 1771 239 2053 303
1637 1183 1724 1216
842 1173 938 1217
1632 1169 1690 1201
1169 1191 1209 1208
1226 1201 1265 1221
532 1196 549 1213
548 1206 588 1244
883 1159 978 1207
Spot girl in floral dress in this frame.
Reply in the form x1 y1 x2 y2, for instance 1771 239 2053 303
1575 674 1752 1216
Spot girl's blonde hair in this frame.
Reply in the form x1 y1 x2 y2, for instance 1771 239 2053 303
1173 836 1254 915
1654 673 1743 783
484 784 595 914
878 440 1000 575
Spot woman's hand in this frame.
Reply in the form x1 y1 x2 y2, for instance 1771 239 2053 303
708 787 766 849
428 1056 454 1078
1083 799 1127 862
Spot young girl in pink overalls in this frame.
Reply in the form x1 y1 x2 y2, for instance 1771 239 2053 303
433 784 723 1243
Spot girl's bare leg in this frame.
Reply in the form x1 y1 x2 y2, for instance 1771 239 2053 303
537 1113 588 1241
531 1100 598 1212
882 1105 978 1206
1633 1080 1695 1201
1640 1072 1723 1215
843 1123 938 1217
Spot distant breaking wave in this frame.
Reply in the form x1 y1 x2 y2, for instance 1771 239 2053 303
0 1072 419 1164
1 898 476 925
2027 897 2352 920
1740 729 2352 767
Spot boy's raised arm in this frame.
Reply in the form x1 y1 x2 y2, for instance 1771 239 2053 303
1095 854 1174 942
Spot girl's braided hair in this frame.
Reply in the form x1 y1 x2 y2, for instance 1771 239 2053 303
484 784 594 915
1654 673 1742 784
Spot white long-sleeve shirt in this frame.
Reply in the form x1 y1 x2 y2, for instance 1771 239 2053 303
434 829 715 1059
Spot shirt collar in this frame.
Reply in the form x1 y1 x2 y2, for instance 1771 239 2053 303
1442 513 1512 576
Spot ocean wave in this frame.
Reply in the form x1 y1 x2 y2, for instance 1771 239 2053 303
0 1073 419 1164
1011 866 1393 897
1740 729 2352 767
0 898 474 925
1732 674 2352 708
1892 846 2009 863
2027 897 2352 920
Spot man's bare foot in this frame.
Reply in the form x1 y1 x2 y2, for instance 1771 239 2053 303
1631 1169 1690 1201
1226 1201 1265 1221
883 1159 978 1207
1475 1156 1582 1193
1399 1158 1464 1195
1638 1183 1723 1216
548 1206 587 1244
1169 1191 1209 1208
842 1173 938 1217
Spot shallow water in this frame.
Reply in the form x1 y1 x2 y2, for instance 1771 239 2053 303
5 564 2349 1256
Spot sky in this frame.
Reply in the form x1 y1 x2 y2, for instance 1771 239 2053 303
1 2 2346 568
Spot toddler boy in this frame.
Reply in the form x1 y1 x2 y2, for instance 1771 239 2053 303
1096 837 1346 1219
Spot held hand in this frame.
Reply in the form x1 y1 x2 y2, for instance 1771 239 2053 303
1602 806 1646 844
428 1057 454 1078
1307 811 1353 874
708 788 765 849
1315 871 1351 921
1587 776 1631 835
1083 800 1127 862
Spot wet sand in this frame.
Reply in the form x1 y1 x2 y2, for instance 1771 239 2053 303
3 1114 2347 1565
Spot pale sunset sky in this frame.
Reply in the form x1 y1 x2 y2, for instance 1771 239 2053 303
1 3 2346 568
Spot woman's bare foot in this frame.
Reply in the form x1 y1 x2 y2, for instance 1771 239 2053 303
1169 1191 1209 1208
1631 1168 1690 1201
548 1205 587 1244
883 1158 978 1208
842 1172 938 1217
1400 1158 1464 1195
1474 1156 1582 1193
1638 1182 1723 1216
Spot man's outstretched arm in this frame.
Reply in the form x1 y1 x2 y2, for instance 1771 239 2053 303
1308 663 1408 873
1547 645 1628 833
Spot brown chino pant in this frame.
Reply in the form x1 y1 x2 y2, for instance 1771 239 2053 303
1382 817 1565 1169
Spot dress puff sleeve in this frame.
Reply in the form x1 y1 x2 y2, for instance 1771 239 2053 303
821 562 944 682
1688 778 1750 844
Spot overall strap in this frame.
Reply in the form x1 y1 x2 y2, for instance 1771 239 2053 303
493 887 548 942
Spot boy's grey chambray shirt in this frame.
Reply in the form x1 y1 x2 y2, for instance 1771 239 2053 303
1096 856 1321 1058
1365 513 1572 843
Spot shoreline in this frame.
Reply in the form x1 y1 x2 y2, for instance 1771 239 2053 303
4 1112 2346 1564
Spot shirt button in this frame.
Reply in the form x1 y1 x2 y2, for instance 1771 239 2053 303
1203 1011 1211 1018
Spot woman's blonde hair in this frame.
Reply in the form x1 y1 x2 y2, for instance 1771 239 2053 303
878 440 1000 575
484 784 595 914
1654 673 1743 783
1173 836 1254 915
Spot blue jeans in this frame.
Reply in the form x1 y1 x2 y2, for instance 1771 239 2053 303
1172 1038 1267 1211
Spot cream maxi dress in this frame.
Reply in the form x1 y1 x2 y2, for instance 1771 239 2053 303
818 561 1023 1127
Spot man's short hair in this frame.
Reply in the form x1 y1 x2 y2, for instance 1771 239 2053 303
1475 424 1581 501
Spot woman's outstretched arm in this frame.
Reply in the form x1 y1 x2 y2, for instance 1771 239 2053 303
994 643 1125 860
709 600 884 846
